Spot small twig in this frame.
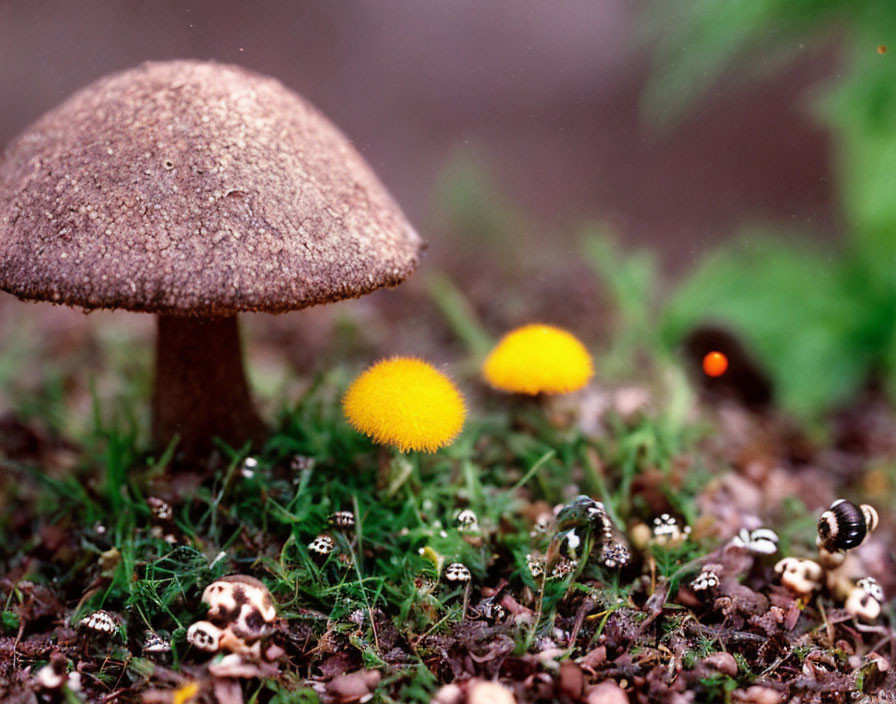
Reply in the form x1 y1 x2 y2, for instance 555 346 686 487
112 655 131 694
412 611 455 649
565 597 595 657
815 597 835 647
686 622 767 644
461 582 471 620
758 655 787 679
12 619 23 671
857 623 891 640
527 562 550 651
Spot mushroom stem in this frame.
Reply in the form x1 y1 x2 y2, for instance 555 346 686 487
152 315 265 462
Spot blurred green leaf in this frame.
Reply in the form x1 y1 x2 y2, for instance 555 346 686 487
1 611 19 634
821 13 896 279
643 0 846 128
662 233 876 413
644 0 896 414
582 225 662 378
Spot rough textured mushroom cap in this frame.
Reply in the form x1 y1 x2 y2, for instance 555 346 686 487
0 60 422 315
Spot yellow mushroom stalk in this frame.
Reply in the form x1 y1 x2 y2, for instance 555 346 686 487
343 357 466 453
482 324 593 395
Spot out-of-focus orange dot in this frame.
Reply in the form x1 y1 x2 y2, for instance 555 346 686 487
702 351 728 377
878 45 888 54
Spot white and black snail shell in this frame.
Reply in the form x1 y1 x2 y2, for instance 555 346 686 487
308 534 336 556
599 541 631 569
455 509 480 531
443 562 472 583
651 513 691 546
652 514 679 535
691 567 720 593
549 558 578 580
78 610 119 636
473 597 507 622
817 500 876 552
328 511 356 530
147 497 173 522
730 527 779 555
143 631 172 653
526 553 545 578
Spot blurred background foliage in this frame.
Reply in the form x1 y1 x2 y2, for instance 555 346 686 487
3 2 896 426
645 0 896 415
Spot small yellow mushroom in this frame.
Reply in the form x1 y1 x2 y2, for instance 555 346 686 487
343 357 466 453
482 324 593 395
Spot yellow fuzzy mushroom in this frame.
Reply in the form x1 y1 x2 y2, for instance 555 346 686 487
482 324 593 395
343 357 466 453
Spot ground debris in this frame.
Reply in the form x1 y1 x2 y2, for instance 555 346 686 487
1 349 896 703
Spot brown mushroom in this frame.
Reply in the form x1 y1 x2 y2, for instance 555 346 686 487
0 60 421 462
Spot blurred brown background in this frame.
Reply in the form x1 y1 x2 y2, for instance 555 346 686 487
0 0 838 409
